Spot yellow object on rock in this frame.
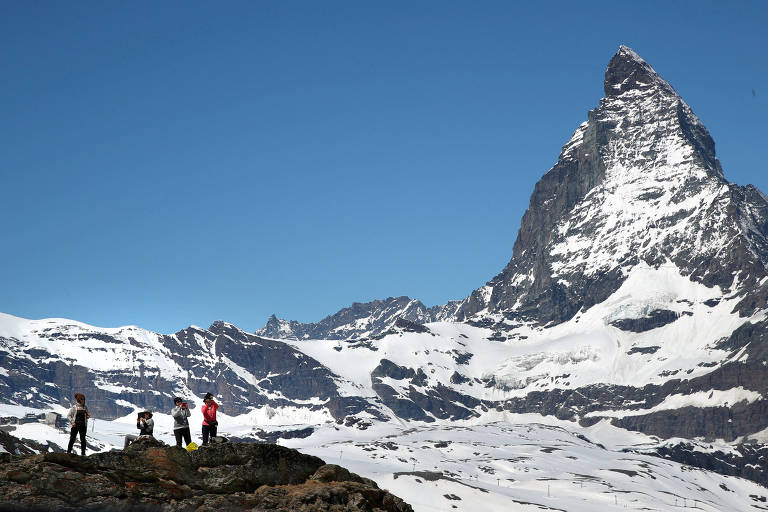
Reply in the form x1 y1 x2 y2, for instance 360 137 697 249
186 442 199 452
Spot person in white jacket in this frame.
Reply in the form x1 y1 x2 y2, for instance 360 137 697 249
67 393 90 456
171 397 192 448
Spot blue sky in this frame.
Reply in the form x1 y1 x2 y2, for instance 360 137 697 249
1 1 766 334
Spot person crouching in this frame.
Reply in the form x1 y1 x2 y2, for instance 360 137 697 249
124 411 155 449
139 411 154 436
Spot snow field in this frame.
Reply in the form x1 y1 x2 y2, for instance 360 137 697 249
285 421 766 512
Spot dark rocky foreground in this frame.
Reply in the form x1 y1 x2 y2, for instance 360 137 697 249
0 438 413 511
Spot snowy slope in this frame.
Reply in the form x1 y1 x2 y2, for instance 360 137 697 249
287 421 768 512
289 263 759 399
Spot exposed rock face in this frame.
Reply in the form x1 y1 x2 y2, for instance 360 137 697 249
641 441 768 488
610 309 682 332
370 359 486 423
0 438 413 511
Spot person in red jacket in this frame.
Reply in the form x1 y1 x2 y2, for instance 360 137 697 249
200 392 219 445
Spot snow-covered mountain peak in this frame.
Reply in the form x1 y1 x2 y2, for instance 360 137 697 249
451 46 768 328
604 45 676 98
550 44 762 286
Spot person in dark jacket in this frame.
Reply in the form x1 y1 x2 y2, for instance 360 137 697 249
171 397 192 448
124 411 155 449
138 411 154 436
200 392 219 445
67 393 90 456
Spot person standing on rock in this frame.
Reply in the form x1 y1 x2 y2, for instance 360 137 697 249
171 397 192 448
200 392 219 445
67 393 90 456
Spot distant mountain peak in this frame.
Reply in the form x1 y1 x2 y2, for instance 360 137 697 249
256 296 442 340
604 45 675 97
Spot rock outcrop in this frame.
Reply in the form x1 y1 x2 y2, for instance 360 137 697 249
640 441 768 489
0 437 413 511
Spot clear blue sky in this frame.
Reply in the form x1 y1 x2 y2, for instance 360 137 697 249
1 1 766 334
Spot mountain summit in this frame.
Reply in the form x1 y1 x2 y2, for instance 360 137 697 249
603 45 677 97
454 45 768 328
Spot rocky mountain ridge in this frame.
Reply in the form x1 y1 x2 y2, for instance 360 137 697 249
0 312 384 422
256 296 461 341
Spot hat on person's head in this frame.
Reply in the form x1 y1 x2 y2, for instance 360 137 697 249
144 411 153 418
173 397 182 403
204 392 213 400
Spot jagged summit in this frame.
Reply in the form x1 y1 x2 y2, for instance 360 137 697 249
256 296 443 340
452 46 768 327
604 45 676 97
